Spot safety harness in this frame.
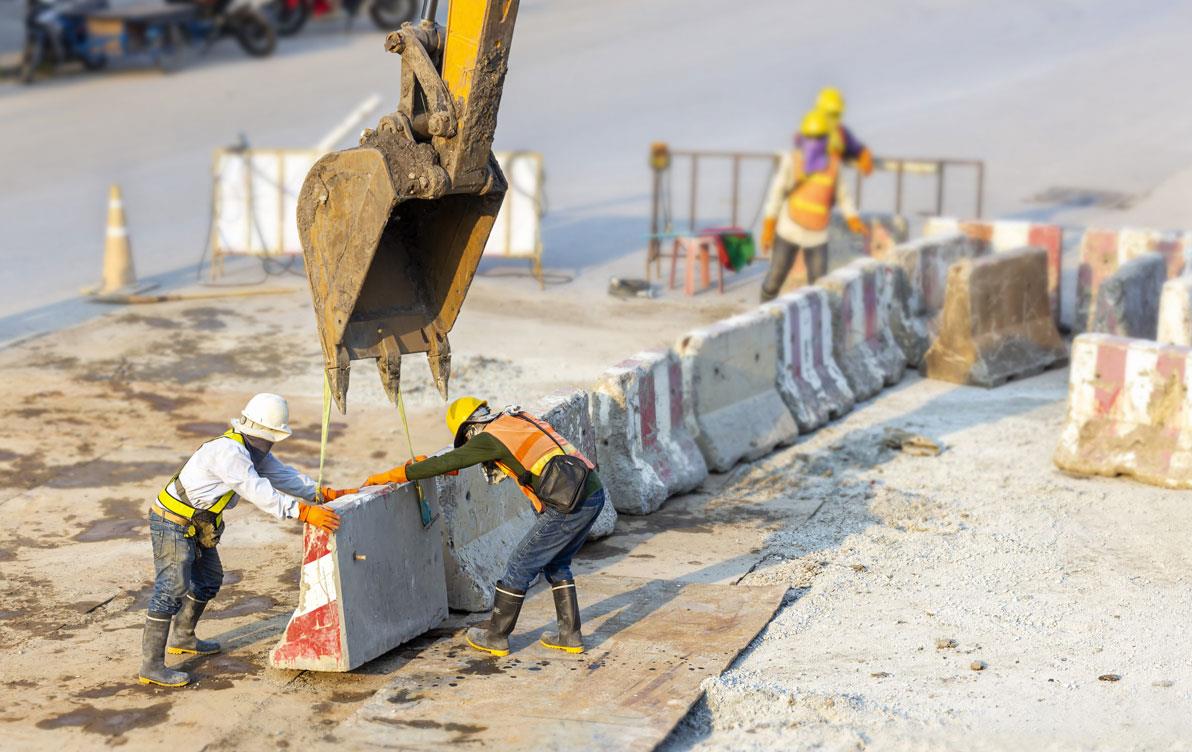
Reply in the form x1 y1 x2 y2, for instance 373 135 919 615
155 429 254 545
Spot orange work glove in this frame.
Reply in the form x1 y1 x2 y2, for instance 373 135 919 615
319 486 357 502
857 147 874 177
846 216 870 237
298 503 340 532
362 465 408 487
760 216 777 251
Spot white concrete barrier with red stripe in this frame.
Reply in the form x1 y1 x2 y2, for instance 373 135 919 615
924 217 1063 323
1074 227 1191 334
1054 334 1192 489
763 287 855 431
816 259 907 401
592 350 708 514
269 485 448 671
678 309 799 473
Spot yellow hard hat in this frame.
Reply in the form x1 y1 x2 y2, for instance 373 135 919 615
800 109 831 138
816 86 845 118
447 396 488 446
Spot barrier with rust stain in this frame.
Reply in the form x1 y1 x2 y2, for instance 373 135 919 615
1054 334 1192 489
923 247 1066 387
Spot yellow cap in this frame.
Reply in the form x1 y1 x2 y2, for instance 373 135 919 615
816 86 845 117
800 109 831 138
447 396 488 446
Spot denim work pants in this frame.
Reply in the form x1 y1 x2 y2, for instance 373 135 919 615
147 512 224 615
760 238 828 302
500 489 606 592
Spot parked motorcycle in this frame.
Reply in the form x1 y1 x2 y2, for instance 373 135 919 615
271 0 417 36
171 0 277 57
19 0 107 83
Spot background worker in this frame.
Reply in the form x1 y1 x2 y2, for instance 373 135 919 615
759 109 868 301
139 393 352 688
816 85 874 176
362 396 606 658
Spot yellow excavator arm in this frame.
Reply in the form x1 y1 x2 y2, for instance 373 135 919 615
297 0 520 413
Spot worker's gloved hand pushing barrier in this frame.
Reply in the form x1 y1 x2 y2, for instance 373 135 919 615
319 486 356 501
298 503 340 532
362 455 457 488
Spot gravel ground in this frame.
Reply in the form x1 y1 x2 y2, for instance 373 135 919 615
661 369 1192 751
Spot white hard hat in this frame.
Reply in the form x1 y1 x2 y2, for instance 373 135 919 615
231 393 292 442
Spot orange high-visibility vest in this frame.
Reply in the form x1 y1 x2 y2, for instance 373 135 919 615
787 150 841 231
481 412 595 513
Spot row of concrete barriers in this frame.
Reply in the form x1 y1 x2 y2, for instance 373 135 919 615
268 229 1137 673
924 217 1192 335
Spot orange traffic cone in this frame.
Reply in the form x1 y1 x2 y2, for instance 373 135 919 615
83 185 154 297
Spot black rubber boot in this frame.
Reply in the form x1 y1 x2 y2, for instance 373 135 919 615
540 579 584 654
465 585 524 657
168 595 221 656
138 613 190 687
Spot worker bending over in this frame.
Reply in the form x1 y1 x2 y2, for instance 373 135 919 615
759 109 868 302
139 393 351 687
363 397 605 657
816 86 874 176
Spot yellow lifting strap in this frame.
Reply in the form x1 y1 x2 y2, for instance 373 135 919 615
396 386 433 528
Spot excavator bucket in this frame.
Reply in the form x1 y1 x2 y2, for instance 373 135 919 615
297 0 519 413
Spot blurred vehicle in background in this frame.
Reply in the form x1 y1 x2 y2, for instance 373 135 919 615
271 0 416 36
19 0 274 82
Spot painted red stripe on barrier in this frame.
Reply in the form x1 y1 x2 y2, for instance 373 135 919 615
639 367 658 449
270 601 343 664
668 358 684 432
303 526 331 565
862 273 877 341
1093 342 1127 415
1153 236 1185 278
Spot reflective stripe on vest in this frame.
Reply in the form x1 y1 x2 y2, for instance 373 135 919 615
481 412 594 513
787 151 840 232
155 429 246 525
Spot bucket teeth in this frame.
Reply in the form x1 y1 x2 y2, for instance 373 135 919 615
376 352 402 408
427 337 451 401
327 364 350 415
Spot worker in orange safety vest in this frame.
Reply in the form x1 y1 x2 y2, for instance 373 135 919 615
361 397 606 658
758 109 868 302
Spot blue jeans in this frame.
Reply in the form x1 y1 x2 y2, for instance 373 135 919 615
147 512 224 616
501 489 605 592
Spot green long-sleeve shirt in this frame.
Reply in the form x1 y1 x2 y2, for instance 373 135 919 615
405 432 603 498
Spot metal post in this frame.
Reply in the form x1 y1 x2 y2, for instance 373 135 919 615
730 155 740 227
936 162 945 217
648 165 661 280
895 161 904 215
975 162 985 218
689 155 699 233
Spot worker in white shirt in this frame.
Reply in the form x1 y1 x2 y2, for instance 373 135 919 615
138 393 353 688
759 109 868 302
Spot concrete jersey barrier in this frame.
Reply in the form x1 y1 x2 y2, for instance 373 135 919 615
1054 334 1192 489
269 485 448 672
1089 252 1165 339
923 247 1066 387
436 389 617 612
815 259 907 401
1158 277 1192 346
677 309 799 473
925 217 1062 323
1074 227 1191 333
592 350 708 515
763 287 855 432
